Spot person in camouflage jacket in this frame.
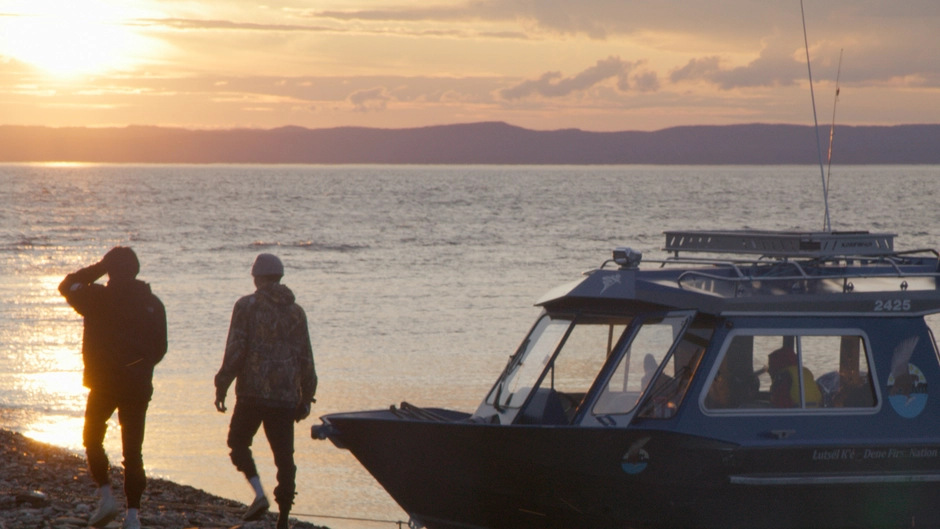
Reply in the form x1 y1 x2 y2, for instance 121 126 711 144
214 253 317 529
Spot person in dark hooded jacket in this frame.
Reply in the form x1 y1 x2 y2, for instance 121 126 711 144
214 253 317 529
59 247 167 529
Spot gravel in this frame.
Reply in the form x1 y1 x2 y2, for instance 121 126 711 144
0 429 328 529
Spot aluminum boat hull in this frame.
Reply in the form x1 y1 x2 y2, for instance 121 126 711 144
322 409 940 529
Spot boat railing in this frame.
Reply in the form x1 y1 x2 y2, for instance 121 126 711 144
618 251 939 296
894 248 940 258
672 269 940 294
665 265 937 297
601 249 940 273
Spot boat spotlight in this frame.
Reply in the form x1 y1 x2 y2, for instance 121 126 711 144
613 247 642 268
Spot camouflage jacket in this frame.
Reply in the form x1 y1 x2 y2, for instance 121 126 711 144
215 283 317 408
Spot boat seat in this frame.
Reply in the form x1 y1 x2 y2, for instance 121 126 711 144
517 388 569 425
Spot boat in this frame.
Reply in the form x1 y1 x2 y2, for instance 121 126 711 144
313 229 940 529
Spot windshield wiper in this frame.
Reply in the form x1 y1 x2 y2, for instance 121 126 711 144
493 380 504 412
491 339 530 412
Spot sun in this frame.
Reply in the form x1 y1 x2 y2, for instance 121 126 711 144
0 0 150 76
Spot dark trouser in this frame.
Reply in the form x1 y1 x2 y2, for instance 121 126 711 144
227 400 296 511
84 389 150 509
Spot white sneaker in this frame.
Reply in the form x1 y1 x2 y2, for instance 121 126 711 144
122 517 141 529
87 494 118 527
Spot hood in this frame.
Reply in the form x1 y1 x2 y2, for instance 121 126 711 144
107 278 153 301
106 279 158 326
255 283 296 306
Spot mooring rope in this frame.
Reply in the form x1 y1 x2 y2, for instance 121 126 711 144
152 501 407 527
291 511 408 527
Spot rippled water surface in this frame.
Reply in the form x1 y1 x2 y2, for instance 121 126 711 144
2 164 939 528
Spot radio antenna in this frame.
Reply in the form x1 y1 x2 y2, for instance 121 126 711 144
825 49 843 212
800 0 831 232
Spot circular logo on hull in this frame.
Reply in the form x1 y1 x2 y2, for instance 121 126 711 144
887 363 928 419
621 449 650 475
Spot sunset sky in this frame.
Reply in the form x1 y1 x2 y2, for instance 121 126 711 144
1 1 938 131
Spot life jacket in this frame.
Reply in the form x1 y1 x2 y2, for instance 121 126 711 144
772 365 823 408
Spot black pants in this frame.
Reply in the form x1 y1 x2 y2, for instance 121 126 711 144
84 389 150 509
227 400 296 510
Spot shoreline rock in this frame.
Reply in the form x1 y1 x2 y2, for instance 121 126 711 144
0 428 327 529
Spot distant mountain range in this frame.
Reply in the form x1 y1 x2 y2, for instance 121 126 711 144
1 122 938 164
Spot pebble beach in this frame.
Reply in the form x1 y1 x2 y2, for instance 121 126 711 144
0 429 327 529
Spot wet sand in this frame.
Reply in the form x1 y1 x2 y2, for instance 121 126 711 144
0 428 327 529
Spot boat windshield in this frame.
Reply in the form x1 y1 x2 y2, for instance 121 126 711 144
487 315 573 410
486 314 632 414
593 314 711 418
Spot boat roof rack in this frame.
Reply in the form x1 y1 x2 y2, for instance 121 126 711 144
663 229 897 259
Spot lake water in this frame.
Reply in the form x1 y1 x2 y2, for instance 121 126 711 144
2 164 939 528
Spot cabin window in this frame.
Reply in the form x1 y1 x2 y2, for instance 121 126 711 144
636 323 712 419
704 332 876 411
592 315 698 417
926 314 940 354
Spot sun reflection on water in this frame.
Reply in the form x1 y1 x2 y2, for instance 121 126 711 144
23 415 87 452
15 369 86 409
10 276 86 401
0 273 90 448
